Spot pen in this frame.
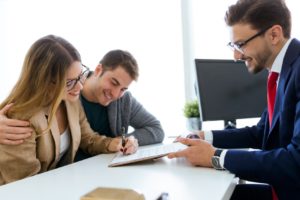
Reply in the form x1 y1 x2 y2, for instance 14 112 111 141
168 135 180 138
121 126 126 149
157 192 169 200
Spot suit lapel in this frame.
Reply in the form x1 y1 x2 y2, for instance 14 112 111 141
65 101 80 161
42 107 61 169
268 39 300 135
270 65 292 131
50 115 60 158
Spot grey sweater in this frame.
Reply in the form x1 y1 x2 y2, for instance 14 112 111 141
107 91 165 145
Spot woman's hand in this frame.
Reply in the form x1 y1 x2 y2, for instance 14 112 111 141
108 136 138 154
122 136 138 155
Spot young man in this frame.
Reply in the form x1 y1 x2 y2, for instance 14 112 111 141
0 50 165 160
76 50 164 160
168 0 300 199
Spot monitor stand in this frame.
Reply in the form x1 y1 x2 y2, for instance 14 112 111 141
224 119 236 129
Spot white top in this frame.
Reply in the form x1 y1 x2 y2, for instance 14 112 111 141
58 128 70 161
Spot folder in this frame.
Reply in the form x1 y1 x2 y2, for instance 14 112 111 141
108 142 187 167
81 187 145 200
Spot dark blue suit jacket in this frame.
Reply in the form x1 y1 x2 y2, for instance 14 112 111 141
212 39 300 200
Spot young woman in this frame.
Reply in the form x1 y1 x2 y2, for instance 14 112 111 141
0 35 137 185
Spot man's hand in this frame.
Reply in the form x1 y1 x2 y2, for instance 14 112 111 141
168 137 215 167
0 103 33 145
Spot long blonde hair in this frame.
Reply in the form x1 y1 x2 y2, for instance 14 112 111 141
0 35 81 133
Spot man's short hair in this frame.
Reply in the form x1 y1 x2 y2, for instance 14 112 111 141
225 0 291 38
100 49 139 81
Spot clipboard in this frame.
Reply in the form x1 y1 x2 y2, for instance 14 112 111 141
108 142 187 167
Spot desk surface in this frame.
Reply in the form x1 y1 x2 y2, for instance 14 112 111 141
0 145 236 200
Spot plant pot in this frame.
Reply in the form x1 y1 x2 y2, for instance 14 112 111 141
186 117 202 131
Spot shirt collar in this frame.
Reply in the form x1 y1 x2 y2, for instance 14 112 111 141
271 38 292 74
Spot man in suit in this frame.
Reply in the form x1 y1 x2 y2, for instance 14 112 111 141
169 0 300 199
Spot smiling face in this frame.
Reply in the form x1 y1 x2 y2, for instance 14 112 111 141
229 23 275 74
91 65 133 106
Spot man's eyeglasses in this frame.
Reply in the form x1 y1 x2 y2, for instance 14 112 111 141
227 25 273 53
66 64 90 91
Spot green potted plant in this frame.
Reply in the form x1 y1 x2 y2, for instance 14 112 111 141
183 100 201 131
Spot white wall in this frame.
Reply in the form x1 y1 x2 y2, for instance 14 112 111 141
1 0 298 134
0 0 186 135
190 0 299 129
192 0 299 60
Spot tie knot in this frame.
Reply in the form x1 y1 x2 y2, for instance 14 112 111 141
268 72 279 85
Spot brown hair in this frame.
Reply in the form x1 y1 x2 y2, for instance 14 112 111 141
225 0 291 38
99 49 139 81
0 35 81 132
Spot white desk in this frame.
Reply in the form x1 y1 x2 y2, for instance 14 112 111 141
0 146 236 200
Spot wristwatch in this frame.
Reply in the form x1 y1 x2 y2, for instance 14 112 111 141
211 149 224 170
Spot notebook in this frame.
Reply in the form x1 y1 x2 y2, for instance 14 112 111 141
108 142 187 167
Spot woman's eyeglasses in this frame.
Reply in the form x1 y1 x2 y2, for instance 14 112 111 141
66 64 90 91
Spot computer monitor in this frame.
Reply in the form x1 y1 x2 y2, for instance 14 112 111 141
195 59 268 127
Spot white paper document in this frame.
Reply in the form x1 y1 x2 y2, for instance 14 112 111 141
108 142 187 167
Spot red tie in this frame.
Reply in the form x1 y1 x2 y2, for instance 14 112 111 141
267 71 279 200
267 72 279 126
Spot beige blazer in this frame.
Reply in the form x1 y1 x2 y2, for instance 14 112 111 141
0 100 113 185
